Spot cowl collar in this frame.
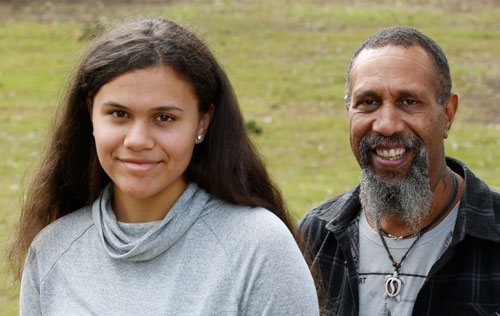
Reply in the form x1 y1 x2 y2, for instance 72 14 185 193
92 182 211 262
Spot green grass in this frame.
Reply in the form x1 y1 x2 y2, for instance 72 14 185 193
1 0 499 313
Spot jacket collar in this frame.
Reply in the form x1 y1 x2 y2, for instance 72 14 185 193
321 186 361 233
321 157 500 243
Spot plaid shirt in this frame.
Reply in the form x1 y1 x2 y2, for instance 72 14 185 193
297 157 500 316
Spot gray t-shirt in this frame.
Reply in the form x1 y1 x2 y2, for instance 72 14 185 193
358 203 459 316
21 183 319 316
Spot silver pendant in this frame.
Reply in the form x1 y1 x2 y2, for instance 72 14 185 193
384 271 405 302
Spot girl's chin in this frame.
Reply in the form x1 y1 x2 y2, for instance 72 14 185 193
113 183 156 200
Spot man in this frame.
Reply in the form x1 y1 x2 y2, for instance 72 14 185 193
297 26 500 316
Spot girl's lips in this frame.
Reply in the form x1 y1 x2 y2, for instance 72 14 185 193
120 159 160 172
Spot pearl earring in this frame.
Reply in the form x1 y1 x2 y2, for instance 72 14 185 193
197 135 203 141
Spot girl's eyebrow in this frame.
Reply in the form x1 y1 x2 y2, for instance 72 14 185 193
101 101 127 109
151 105 184 112
101 102 183 112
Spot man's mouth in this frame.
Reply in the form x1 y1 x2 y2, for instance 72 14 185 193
375 147 406 161
358 134 422 169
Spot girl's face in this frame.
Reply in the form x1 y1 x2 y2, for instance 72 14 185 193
91 65 211 205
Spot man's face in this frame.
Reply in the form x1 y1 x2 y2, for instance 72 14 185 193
347 45 450 188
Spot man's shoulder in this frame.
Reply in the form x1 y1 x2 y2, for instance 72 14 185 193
449 157 500 211
448 157 500 241
297 186 360 237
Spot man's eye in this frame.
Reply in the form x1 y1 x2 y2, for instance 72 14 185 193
401 99 417 106
155 114 174 122
111 110 129 118
362 99 378 105
354 98 380 110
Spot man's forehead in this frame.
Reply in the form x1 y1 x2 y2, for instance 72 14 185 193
352 45 433 74
349 45 438 94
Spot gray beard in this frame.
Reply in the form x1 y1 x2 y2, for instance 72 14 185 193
358 135 433 232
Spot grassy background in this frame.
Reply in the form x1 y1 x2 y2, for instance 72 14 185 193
1 0 499 313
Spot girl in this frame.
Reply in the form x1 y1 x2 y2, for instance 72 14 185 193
10 19 319 315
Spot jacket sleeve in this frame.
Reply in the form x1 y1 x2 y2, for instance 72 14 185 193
20 247 42 316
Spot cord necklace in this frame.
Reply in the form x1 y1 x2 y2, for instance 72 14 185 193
378 171 458 302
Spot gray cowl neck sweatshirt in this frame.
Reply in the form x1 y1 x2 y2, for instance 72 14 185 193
21 183 319 315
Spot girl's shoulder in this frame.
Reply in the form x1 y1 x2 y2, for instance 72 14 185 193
199 199 296 254
29 206 94 268
33 206 94 244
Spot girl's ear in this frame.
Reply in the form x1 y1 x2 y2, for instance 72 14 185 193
195 105 215 144
199 104 215 132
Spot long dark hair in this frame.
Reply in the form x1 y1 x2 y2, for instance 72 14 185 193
9 18 292 279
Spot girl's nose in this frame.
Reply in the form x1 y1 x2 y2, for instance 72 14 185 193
123 122 155 151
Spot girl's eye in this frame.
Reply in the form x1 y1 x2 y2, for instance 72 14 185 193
111 110 129 118
155 114 174 122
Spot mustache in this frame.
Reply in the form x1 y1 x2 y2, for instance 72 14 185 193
358 134 424 166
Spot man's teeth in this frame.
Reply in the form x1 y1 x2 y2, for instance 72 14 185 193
376 148 406 160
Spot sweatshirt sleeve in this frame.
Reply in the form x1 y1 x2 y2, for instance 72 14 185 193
20 247 42 316
238 212 320 316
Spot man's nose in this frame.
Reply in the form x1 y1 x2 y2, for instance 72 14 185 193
123 122 155 151
371 103 405 137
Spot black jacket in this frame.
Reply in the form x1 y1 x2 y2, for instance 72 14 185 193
297 157 500 316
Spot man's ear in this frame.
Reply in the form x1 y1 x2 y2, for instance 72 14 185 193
443 93 458 139
345 95 350 112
